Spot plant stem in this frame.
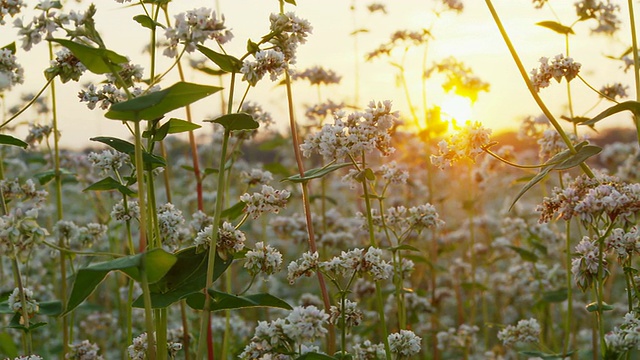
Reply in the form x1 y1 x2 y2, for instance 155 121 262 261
140 260 157 360
627 0 640 147
563 219 573 357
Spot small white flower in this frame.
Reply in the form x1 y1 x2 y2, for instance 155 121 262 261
388 329 422 357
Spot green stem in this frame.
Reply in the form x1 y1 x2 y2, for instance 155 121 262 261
133 121 148 252
563 219 573 357
596 221 616 358
627 0 640 147
483 0 594 179
0 78 54 130
140 260 157 360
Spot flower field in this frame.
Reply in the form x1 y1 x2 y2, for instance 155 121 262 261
0 0 639 359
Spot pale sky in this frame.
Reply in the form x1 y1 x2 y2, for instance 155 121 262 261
0 0 635 149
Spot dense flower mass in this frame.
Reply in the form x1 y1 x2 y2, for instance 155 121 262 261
293 66 342 86
497 318 541 346
0 48 24 91
388 330 422 357
164 7 232 57
244 241 283 276
530 54 581 92
0 0 24 25
301 100 399 161
240 185 291 219
430 120 492 169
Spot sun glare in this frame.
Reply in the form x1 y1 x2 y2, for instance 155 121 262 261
440 93 473 122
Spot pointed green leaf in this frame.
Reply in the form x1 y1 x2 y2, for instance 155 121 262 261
197 45 242 73
246 39 260 54
163 118 201 135
536 21 574 35
555 145 601 170
131 247 233 309
64 248 176 315
542 288 568 303
506 245 538 262
0 332 19 358
34 168 76 186
90 137 166 170
221 202 246 221
284 163 351 183
186 290 292 312
83 177 136 196
105 82 222 121
207 112 259 131
582 101 640 126
586 301 614 312
133 14 165 30
0 134 27 148
49 39 127 74
390 244 421 252
2 42 17 54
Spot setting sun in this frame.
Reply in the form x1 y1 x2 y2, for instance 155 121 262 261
439 93 474 122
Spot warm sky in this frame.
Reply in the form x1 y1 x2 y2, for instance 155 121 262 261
0 0 636 149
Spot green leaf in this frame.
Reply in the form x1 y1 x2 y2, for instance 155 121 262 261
83 177 136 196
49 39 127 74
460 282 489 292
105 82 222 121
0 332 19 358
586 301 614 312
8 313 47 332
519 351 576 359
207 112 259 131
506 245 538 262
221 202 246 221
34 168 75 186
246 39 260 54
390 244 421 252
197 45 243 73
133 14 165 30
555 145 601 170
542 288 568 303
164 118 201 134
2 42 17 54
263 162 290 177
536 21 574 35
132 247 233 309
0 134 27 149
296 353 337 360
64 248 177 315
186 290 292 312
581 101 640 126
284 163 351 183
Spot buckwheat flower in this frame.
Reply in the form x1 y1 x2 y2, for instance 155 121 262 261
436 324 479 350
12 356 43 360
0 208 48 261
240 185 291 219
388 330 422 358
287 251 319 284
575 0 620 35
606 227 640 263
293 66 342 86
241 168 273 187
0 0 24 25
244 241 283 276
44 48 86 83
1 178 47 204
530 54 581 92
605 312 640 356
8 287 39 321
157 203 185 248
322 247 393 281
66 340 104 360
190 210 214 233
431 120 491 169
367 30 431 60
329 299 363 328
127 333 147 360
110 199 140 223
53 220 79 244
78 83 125 110
572 236 607 291
268 12 312 65
25 122 54 146
353 339 385 359
497 318 541 347
367 3 387 13
105 61 144 88
87 149 130 175
599 82 628 100
163 8 232 58
283 305 329 343
408 203 445 230
0 48 24 91
379 161 409 184
241 101 274 128
76 223 107 248
241 49 287 86
305 100 344 124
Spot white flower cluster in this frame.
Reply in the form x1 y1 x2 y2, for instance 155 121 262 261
66 340 104 360
0 0 24 25
436 324 479 350
599 82 628 100
606 227 640 263
353 339 386 359
530 54 581 92
194 222 245 259
293 66 342 86
244 241 283 276
127 332 182 360
240 168 273 187
8 287 39 318
241 49 287 87
87 149 130 175
305 100 344 123
367 30 431 60
157 203 185 249
605 312 640 356
496 318 541 347
268 12 312 64
431 120 491 169
379 161 409 185
9 356 43 360
287 251 319 284
110 199 140 223
270 213 309 243
240 185 291 219
320 247 393 282
575 0 620 35
189 210 214 233
0 206 48 262
0 48 24 92
164 7 233 58
78 83 161 110
45 48 86 83
572 236 606 291
241 101 274 128
388 329 422 357
25 122 54 147
301 100 399 161
239 305 327 359
329 299 363 328
105 61 144 88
